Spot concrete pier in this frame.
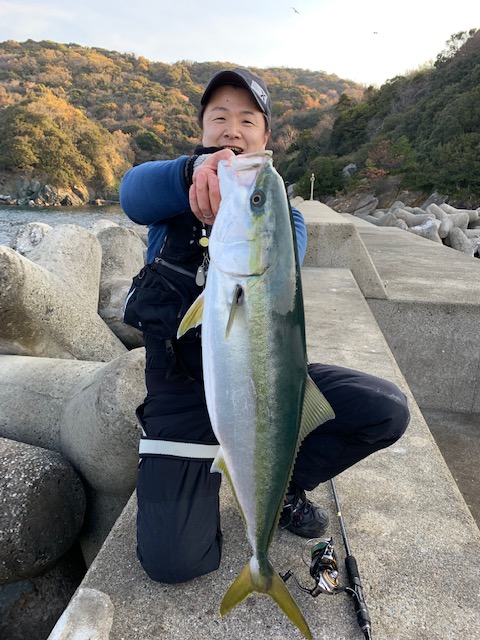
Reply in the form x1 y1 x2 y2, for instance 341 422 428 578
47 202 480 640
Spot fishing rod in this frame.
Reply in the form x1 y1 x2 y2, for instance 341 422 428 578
330 477 372 640
281 479 372 639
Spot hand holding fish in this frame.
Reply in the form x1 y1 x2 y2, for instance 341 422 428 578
189 148 234 224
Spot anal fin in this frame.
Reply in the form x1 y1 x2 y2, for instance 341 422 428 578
212 447 246 526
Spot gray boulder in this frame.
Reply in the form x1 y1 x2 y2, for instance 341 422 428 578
440 202 479 224
11 222 53 256
377 212 398 227
48 587 114 640
408 218 443 243
425 204 470 239
393 209 435 227
0 438 86 583
420 192 448 209
353 194 379 217
0 545 86 640
26 224 102 309
0 245 126 361
342 162 357 179
395 219 409 230
0 348 146 564
95 225 145 349
446 227 475 256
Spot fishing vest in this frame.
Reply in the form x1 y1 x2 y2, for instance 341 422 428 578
157 208 208 269
124 210 208 337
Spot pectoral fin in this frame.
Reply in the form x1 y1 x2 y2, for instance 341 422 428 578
177 291 204 338
225 284 243 339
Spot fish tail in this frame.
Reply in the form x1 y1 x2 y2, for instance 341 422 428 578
266 569 313 640
220 561 312 640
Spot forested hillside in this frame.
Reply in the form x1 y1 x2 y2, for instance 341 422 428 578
0 39 361 199
297 28 480 205
0 30 478 204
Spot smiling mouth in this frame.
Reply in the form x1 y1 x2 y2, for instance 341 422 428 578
222 146 244 153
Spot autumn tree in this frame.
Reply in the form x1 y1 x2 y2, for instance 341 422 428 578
0 88 132 190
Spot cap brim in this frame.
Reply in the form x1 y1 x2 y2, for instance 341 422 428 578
201 71 252 105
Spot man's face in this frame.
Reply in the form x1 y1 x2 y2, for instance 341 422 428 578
201 85 270 154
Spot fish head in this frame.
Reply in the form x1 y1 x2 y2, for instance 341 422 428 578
210 151 290 277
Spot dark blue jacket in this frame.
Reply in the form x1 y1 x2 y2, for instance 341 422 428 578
120 156 307 265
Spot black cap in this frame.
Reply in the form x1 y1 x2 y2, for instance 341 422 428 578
200 68 272 129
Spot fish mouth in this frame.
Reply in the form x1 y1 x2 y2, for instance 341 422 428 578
220 151 272 175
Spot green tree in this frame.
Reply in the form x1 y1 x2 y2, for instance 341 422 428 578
366 136 417 174
424 133 480 198
294 156 344 199
435 29 478 68
329 99 373 155
135 130 163 153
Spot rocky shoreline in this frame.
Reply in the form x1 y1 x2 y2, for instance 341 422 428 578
3 173 479 259
0 191 109 207
0 172 115 207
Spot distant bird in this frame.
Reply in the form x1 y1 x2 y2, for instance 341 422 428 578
292 6 300 14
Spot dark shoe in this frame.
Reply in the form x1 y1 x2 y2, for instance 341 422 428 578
279 484 329 539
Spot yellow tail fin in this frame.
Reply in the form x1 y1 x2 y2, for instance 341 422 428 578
220 560 312 640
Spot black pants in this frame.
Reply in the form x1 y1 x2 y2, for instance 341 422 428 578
136 335 410 584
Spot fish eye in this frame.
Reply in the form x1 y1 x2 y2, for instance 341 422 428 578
251 190 265 207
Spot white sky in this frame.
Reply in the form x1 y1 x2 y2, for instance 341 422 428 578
0 0 478 86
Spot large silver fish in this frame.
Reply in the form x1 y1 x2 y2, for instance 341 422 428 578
178 151 334 639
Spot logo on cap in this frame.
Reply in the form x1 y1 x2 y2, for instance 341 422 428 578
250 80 268 106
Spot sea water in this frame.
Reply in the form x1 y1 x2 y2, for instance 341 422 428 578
0 204 142 247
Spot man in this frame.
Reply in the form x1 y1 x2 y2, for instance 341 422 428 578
120 68 409 584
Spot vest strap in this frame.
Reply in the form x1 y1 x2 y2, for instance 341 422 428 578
154 257 197 279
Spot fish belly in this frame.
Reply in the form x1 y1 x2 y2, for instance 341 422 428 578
203 266 305 554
